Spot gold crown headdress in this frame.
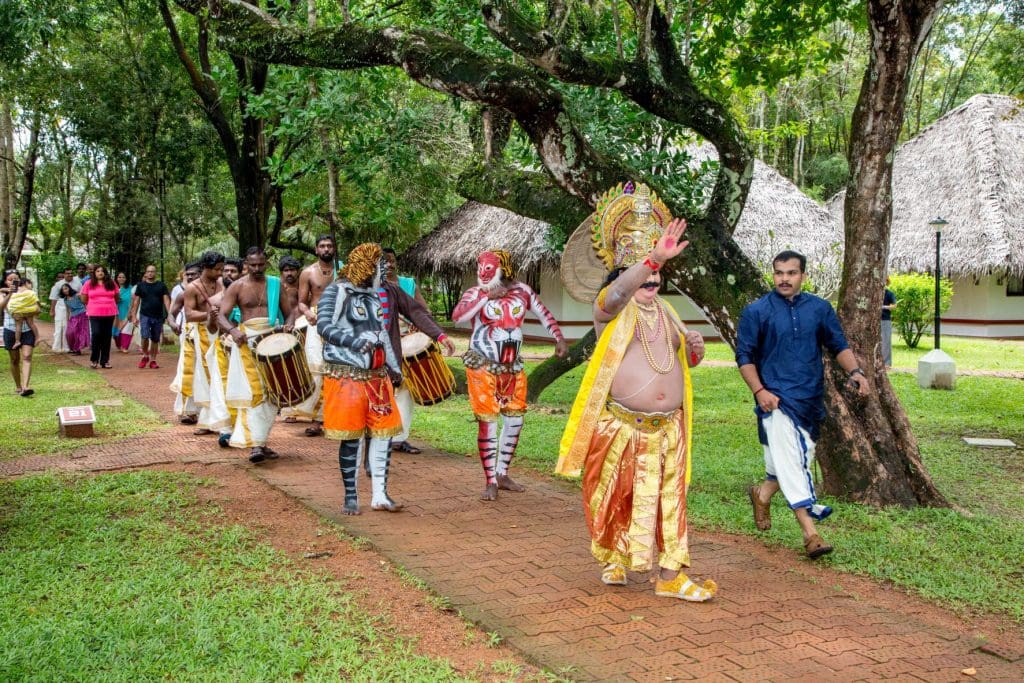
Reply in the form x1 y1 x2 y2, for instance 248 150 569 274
559 181 672 303
592 182 671 270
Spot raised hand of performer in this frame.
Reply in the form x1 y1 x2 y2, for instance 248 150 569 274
555 339 569 358
649 217 689 266
486 284 508 300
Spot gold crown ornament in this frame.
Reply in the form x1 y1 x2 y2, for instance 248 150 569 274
592 182 671 269
560 181 673 302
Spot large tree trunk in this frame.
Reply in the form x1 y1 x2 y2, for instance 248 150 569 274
1 107 41 271
818 0 948 508
160 0 275 255
0 102 14 260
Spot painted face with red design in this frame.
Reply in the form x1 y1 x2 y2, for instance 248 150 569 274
477 251 503 292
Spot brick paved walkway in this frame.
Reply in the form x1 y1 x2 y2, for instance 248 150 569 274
6 333 1023 681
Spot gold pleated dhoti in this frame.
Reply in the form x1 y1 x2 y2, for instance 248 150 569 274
581 401 690 572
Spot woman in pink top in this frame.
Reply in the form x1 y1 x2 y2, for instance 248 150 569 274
79 265 120 368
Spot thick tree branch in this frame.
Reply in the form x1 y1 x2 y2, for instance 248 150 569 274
179 0 630 203
458 161 590 234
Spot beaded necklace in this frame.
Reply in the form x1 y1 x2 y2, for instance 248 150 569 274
634 300 675 374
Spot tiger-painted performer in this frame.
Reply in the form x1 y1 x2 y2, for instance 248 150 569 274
318 243 454 515
176 251 225 437
557 182 715 602
215 246 295 463
452 249 568 501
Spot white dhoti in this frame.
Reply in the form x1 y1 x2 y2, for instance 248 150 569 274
52 301 69 353
394 384 414 442
762 409 818 510
204 337 234 434
169 325 199 418
225 329 277 448
280 316 324 421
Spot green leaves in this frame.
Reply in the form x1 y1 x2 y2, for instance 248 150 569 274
890 272 954 349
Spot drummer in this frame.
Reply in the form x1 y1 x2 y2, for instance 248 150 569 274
293 234 337 437
277 254 304 425
176 251 226 437
318 242 455 515
216 246 296 463
383 247 430 455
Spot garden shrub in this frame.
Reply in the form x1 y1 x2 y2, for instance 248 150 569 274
889 272 953 348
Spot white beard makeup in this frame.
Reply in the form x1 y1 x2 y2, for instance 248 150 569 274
478 267 504 293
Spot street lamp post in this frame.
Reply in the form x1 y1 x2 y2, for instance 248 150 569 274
918 216 955 390
929 217 948 350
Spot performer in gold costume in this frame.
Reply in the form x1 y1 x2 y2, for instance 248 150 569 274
558 182 716 602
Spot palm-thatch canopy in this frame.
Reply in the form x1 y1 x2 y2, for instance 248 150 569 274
401 201 557 278
831 93 1024 278
405 149 841 293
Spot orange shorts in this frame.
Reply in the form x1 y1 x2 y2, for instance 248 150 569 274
466 366 527 422
322 375 401 440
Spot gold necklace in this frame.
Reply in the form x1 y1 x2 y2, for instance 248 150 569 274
635 303 675 374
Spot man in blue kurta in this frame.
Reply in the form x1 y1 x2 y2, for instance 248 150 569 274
735 250 870 559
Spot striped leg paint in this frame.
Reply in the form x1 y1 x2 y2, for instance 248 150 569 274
369 437 403 512
338 440 360 515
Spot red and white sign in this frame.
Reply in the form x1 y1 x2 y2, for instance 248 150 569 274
56 406 96 425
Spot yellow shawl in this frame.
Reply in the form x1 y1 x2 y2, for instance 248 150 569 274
555 298 693 482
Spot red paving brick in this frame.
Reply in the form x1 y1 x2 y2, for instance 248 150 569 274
5 337 1024 682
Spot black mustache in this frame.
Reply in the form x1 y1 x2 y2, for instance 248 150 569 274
638 282 660 290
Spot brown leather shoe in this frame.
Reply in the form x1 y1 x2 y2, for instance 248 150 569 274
804 534 834 559
748 485 771 531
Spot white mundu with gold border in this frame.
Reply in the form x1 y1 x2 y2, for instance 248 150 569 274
280 312 325 420
224 318 278 448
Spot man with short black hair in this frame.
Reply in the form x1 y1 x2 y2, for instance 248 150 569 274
223 258 242 287
736 250 871 560
175 251 226 436
216 247 296 462
291 234 337 436
130 264 171 370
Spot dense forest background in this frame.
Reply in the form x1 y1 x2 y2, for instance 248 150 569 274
1 0 1020 276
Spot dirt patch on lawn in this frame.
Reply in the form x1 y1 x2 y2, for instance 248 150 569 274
166 462 544 681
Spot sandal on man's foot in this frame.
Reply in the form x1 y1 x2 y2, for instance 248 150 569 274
180 415 198 425
138 355 149 368
600 563 627 586
748 485 772 531
248 448 267 464
654 574 717 602
19 388 34 397
218 433 232 448
283 416 298 423
304 425 323 437
262 447 279 459
193 428 215 436
804 534 833 559
391 441 421 454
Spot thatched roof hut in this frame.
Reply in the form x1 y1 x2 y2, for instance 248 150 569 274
401 201 557 279
405 150 840 293
830 93 1024 278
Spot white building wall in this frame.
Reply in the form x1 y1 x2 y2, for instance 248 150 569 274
943 274 1024 338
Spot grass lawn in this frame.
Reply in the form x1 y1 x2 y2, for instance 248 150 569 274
702 335 1024 371
0 471 473 681
0 352 167 461
419 354 1024 622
